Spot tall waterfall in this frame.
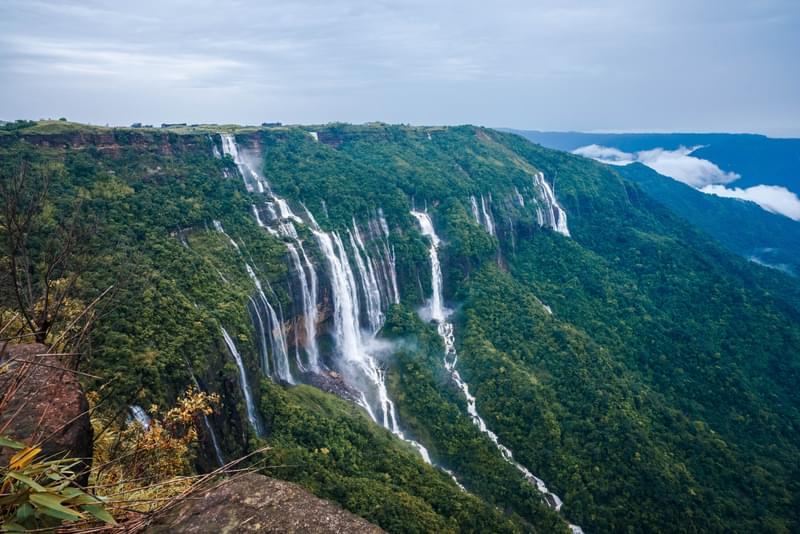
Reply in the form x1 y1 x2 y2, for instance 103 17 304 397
221 327 263 436
218 133 430 463
514 186 525 207
287 242 320 371
244 263 293 384
467 172 570 238
212 219 294 384
470 194 497 236
313 229 432 463
411 210 582 533
349 222 383 333
533 171 570 237
480 194 496 236
470 195 481 224
219 135 310 379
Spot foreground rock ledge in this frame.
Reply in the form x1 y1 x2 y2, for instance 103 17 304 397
0 343 93 477
148 472 384 533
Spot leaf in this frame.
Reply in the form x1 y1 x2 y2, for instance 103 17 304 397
29 492 84 521
14 502 33 522
1 521 26 532
7 471 46 492
9 447 41 470
0 437 25 450
62 487 99 506
82 504 117 525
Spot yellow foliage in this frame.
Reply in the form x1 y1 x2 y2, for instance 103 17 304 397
89 387 220 514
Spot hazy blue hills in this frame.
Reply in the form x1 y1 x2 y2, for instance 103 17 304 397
616 162 800 275
505 130 800 195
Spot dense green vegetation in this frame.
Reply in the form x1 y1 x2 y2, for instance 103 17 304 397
2 121 799 532
615 162 800 275
257 380 556 533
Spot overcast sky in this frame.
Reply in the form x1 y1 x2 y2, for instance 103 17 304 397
1 0 798 135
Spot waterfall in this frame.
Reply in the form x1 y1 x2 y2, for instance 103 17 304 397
287 242 320 371
411 210 582 532
248 296 271 374
212 219 293 384
385 244 400 304
533 171 570 237
480 194 496 236
187 366 225 467
221 327 263 436
470 195 481 224
221 133 270 193
376 210 400 305
313 228 432 464
220 134 317 379
218 133 430 463
469 194 496 236
244 264 293 384
201 411 225 467
514 186 525 207
128 405 151 430
350 220 384 333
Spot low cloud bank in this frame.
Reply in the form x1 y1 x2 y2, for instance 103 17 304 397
573 144 799 220
701 184 800 221
573 144 739 187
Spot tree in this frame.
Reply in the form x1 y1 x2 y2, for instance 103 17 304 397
0 158 94 345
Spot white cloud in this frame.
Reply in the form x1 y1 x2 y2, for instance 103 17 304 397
572 144 635 165
635 147 740 188
701 184 800 221
573 144 740 187
575 144 800 220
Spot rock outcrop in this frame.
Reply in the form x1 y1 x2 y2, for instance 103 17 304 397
148 472 384 533
0 343 93 477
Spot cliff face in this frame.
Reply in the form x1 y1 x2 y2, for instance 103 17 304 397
0 128 209 155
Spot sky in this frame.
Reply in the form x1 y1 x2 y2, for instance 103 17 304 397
1 0 799 135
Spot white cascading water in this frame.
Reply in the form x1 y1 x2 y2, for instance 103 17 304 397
248 295 271 375
411 210 583 533
313 229 432 464
220 133 431 464
287 242 320 371
480 194 496 236
221 327 263 436
377 209 401 305
514 186 525 207
221 135 321 371
350 221 384 333
212 219 294 384
470 195 481 225
533 171 570 237
245 263 293 384
128 405 151 430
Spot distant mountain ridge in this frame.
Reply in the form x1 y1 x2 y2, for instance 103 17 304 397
616 162 800 275
504 129 800 195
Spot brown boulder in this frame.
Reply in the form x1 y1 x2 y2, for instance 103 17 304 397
0 343 93 477
148 473 384 533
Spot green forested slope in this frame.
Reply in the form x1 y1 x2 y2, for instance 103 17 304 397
614 162 800 276
1 122 798 533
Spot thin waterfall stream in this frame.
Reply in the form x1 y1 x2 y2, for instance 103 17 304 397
411 210 583 533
